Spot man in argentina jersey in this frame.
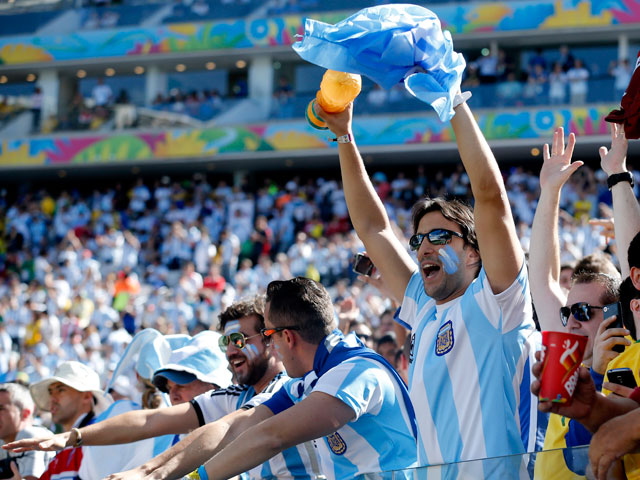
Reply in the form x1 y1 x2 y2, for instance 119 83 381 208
100 296 322 480
187 277 417 480
315 95 538 470
8 298 322 480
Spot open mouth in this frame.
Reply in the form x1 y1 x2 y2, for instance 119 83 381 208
229 357 246 371
422 262 441 279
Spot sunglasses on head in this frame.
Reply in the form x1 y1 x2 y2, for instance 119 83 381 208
559 302 605 327
218 332 262 351
409 228 464 251
260 326 300 338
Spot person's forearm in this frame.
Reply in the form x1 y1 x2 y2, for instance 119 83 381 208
611 182 640 277
337 141 389 238
529 187 567 330
450 102 505 203
202 424 285 480
580 394 639 433
80 408 190 446
138 421 232 480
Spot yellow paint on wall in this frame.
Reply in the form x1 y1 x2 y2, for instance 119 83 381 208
154 131 211 158
267 131 328 150
0 141 46 165
0 44 53 64
542 0 612 28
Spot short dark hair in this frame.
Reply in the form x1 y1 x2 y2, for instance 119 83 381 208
573 252 620 280
266 277 335 345
411 197 479 252
619 277 639 341
629 231 640 270
572 272 621 305
218 295 265 331
376 332 397 348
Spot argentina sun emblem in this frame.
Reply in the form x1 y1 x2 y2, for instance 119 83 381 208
435 320 454 356
326 432 347 455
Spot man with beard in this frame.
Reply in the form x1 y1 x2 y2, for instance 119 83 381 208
4 297 321 480
315 95 538 469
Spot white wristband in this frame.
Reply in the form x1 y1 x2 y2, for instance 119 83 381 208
331 133 353 144
453 91 472 108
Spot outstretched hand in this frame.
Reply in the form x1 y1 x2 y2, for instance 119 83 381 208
2 433 67 453
599 122 628 176
540 127 582 191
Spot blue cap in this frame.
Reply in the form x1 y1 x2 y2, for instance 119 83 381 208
152 369 198 393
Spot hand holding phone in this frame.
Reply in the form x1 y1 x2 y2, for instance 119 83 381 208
607 367 638 389
603 302 626 354
352 253 374 277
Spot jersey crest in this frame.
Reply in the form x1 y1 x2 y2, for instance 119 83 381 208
326 432 347 455
435 320 454 356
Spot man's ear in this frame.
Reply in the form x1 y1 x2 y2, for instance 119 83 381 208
20 408 32 421
631 266 640 291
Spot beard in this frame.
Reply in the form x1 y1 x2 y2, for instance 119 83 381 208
238 354 269 387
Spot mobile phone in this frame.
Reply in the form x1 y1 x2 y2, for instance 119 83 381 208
352 253 374 276
607 367 637 389
603 302 625 354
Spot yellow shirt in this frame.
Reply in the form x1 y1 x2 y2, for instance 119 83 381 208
604 341 640 480
534 413 586 480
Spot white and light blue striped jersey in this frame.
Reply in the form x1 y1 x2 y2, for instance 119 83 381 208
398 263 538 468
260 341 417 480
191 373 323 479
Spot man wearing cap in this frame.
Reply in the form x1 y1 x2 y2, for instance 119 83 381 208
28 361 108 480
0 383 54 480
5 297 322 479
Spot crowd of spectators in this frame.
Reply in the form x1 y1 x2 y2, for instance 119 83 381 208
462 45 631 107
0 160 634 389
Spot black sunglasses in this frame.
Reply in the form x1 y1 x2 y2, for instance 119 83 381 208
559 302 605 327
409 229 464 251
218 332 262 351
260 326 300 338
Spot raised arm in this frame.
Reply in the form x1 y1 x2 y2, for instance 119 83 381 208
200 392 355 480
529 127 582 330
106 405 273 480
449 101 523 293
316 103 416 302
600 123 637 277
3 403 197 453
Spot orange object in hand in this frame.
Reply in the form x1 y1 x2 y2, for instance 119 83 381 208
306 70 362 130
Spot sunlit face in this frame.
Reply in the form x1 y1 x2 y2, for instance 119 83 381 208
564 282 607 364
0 392 22 442
223 316 269 387
166 379 216 405
48 382 88 428
264 302 304 378
414 211 474 302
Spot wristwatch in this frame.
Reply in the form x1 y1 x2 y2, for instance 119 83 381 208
607 171 634 190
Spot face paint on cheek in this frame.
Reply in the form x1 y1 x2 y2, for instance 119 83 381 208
439 245 460 274
224 321 240 335
244 343 259 361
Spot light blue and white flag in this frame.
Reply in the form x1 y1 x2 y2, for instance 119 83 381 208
292 4 466 122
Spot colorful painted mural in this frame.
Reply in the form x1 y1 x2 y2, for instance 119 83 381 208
0 0 638 65
0 105 615 168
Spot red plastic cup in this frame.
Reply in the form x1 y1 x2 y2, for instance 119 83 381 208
539 331 588 404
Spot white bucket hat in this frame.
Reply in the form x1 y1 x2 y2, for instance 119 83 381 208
30 361 110 413
152 331 233 393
